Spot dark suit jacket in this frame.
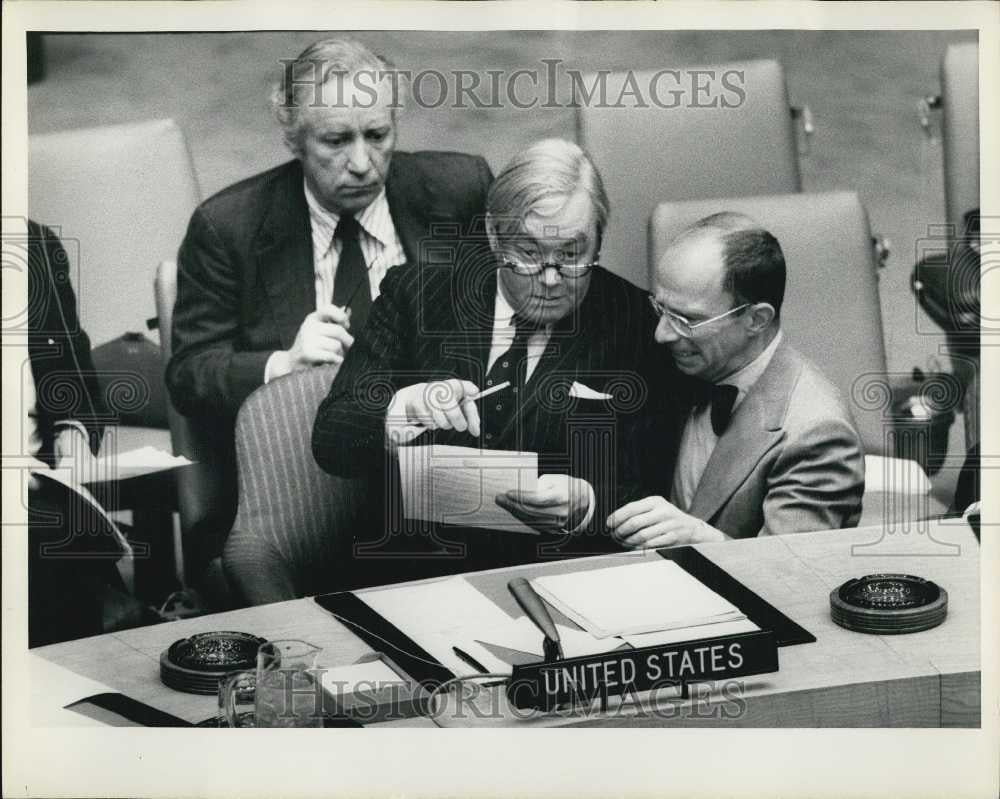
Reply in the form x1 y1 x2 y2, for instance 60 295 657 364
27 220 108 465
26 221 117 647
312 257 678 576
166 151 494 420
682 340 865 538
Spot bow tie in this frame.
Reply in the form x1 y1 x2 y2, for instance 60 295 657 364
692 382 739 437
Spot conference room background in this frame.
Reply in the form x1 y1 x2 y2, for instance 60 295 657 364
26 28 978 504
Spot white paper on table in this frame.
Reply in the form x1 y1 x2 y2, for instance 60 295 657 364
531 560 745 638
29 654 118 727
83 446 194 482
622 617 760 649
863 454 932 495
320 659 408 697
475 616 623 661
359 577 526 677
397 443 538 534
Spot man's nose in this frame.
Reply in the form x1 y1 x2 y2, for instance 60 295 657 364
346 141 372 176
540 264 563 287
654 316 679 344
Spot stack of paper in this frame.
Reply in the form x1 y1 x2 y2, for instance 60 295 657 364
397 444 538 534
360 577 529 676
531 560 747 639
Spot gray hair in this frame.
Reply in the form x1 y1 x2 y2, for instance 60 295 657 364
271 37 400 155
486 138 610 249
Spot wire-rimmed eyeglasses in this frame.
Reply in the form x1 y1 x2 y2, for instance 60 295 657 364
648 295 750 338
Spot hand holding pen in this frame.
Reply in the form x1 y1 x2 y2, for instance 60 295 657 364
389 379 510 440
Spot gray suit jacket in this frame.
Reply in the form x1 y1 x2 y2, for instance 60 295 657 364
688 339 864 538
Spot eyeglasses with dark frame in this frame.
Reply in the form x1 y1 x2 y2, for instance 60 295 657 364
498 256 600 279
648 295 751 338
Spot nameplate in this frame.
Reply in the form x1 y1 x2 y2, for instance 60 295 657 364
506 631 778 711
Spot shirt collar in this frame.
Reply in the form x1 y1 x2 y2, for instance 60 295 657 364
302 179 392 253
717 328 784 396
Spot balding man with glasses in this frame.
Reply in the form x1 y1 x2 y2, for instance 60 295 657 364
313 138 674 584
608 212 864 547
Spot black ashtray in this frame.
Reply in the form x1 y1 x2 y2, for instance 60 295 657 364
160 631 267 695
830 574 947 634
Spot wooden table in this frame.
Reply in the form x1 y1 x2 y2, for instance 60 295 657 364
33 519 980 728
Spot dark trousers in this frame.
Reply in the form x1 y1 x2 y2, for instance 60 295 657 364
28 488 127 647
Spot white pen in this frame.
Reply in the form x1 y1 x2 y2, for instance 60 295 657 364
467 380 510 402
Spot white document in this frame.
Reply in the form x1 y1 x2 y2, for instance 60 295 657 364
29 654 118 727
477 616 623 659
87 446 194 482
622 617 760 649
360 577 526 677
531 560 745 638
863 454 932 495
319 658 408 697
398 443 538 534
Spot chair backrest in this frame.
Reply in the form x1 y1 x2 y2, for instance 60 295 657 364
29 118 201 347
154 259 230 552
576 60 801 289
232 365 367 598
650 191 888 454
941 42 979 241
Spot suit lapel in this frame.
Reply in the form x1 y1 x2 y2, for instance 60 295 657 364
254 161 315 350
688 340 802 523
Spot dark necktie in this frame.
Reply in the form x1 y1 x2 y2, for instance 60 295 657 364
693 382 739 437
481 323 534 444
332 213 372 331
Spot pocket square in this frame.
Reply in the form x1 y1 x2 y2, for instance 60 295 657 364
569 381 613 400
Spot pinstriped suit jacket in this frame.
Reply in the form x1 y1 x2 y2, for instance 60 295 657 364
313 255 678 568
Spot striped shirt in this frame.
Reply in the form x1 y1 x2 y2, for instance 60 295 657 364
302 179 406 308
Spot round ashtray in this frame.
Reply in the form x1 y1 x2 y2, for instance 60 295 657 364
830 574 947 635
160 631 267 695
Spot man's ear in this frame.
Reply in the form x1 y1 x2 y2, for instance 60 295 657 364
747 302 775 334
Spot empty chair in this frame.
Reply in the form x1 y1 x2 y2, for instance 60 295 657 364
576 60 802 289
29 118 201 348
940 42 979 246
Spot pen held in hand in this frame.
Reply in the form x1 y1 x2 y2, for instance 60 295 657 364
467 380 510 402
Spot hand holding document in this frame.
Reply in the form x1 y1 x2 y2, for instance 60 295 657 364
398 443 539 534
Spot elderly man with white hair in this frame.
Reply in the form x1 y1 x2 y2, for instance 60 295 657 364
168 36 493 419
165 37 492 575
312 138 672 587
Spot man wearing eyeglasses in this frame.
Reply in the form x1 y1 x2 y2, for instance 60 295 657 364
311 138 665 584
608 212 864 547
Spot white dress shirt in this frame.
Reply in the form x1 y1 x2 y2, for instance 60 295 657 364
671 329 784 512
264 181 406 382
